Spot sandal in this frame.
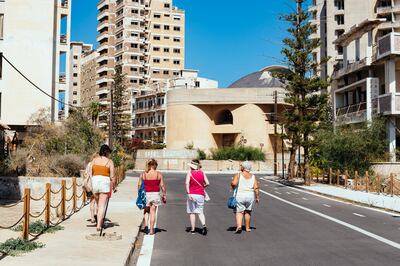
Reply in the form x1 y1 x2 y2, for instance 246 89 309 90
235 228 242 234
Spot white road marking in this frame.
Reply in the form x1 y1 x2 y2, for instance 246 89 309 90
263 180 400 217
137 208 158 266
353 213 366 218
275 191 282 195
291 192 299 195
302 197 308 201
260 189 400 250
264 184 268 187
286 192 291 195
323 204 331 208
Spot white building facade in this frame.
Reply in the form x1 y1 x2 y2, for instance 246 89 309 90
0 0 71 127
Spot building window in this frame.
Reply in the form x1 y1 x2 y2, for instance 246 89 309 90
153 36 161 41
131 55 138 60
334 0 344 10
164 48 170 53
153 47 160 51
130 67 138 72
164 25 170 30
195 81 200 87
73 100 77 104
164 36 170 40
173 60 180 65
131 43 138 48
73 55 78 60
173 37 180 42
0 14 4 39
73 91 78 95
132 9 138 14
216 110 233 125
73 82 78 86
73 73 78 77
173 71 180 76
154 13 161 18
173 26 181 31
153 58 160 63
153 70 160 74
335 15 344 25
164 3 170 8
163 58 169 62
174 16 181 21
154 24 161 29
163 70 169 75
173 48 180 54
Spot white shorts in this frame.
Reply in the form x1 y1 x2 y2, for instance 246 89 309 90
92 175 110 194
146 192 161 207
236 194 255 212
187 194 205 214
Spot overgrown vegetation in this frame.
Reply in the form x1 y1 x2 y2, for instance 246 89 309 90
310 117 388 174
210 146 265 161
0 238 44 256
196 149 207 160
12 220 64 234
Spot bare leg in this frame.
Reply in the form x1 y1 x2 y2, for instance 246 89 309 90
189 214 196 231
198 213 206 227
236 212 244 231
90 197 96 222
149 205 157 235
244 211 252 231
96 193 108 230
143 208 150 229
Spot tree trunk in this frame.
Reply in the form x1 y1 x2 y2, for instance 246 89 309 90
288 149 296 180
304 145 310 186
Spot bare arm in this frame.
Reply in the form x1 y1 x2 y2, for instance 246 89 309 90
203 173 210 187
138 173 143 190
159 172 166 196
185 172 191 195
110 161 115 188
254 177 260 203
231 175 239 189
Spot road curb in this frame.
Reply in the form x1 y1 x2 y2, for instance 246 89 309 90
124 219 143 266
270 179 400 215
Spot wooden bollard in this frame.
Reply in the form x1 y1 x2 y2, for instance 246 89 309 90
45 183 51 227
344 170 348 189
329 168 332 185
61 180 66 220
72 177 77 211
390 173 394 197
377 175 381 194
336 170 340 186
22 188 31 240
365 171 369 192
354 171 358 190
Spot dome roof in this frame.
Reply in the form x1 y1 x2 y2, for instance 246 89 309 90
228 65 289 88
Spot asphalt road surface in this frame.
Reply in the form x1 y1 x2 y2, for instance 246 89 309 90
134 172 400 266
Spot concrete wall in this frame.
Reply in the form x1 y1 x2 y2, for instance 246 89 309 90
372 163 400 177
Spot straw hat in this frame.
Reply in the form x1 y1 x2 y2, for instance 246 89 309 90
188 160 200 170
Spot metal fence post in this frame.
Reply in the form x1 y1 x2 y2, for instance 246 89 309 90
22 188 31 240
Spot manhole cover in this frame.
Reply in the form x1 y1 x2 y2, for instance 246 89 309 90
86 232 122 241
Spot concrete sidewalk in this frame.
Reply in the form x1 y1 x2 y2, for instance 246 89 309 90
1 176 143 266
291 181 400 213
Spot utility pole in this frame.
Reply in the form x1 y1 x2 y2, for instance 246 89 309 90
274 90 278 176
109 88 114 150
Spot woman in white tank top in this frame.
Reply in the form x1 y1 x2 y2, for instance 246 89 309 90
231 161 260 233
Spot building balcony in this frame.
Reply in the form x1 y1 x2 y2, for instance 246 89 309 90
97 0 109 10
332 58 368 79
59 73 66 84
97 11 110 21
97 21 110 32
96 89 109 96
334 102 367 125
61 0 69 8
96 54 109 63
373 93 400 115
376 5 400 15
60 34 67 45
376 32 400 60
377 20 400 30
96 78 113 85
97 32 110 42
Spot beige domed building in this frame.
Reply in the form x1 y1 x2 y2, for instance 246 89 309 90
166 66 289 155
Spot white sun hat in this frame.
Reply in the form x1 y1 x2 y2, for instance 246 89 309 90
187 161 200 170
241 161 252 172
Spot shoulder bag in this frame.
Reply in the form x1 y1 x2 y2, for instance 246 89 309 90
227 174 240 209
190 173 210 201
136 173 147 209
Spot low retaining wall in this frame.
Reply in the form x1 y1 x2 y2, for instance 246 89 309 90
372 163 400 177
0 176 76 201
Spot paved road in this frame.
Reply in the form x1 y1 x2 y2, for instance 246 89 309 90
135 172 400 266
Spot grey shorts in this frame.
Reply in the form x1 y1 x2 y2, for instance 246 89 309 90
236 195 255 212
187 194 205 214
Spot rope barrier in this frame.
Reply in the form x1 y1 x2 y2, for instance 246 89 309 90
65 194 74 202
49 217 63 226
29 206 47 219
76 190 85 199
50 200 63 209
0 213 25 230
0 200 23 208
51 187 63 194
65 183 73 191
30 192 47 202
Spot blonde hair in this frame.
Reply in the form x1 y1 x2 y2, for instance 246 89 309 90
145 159 158 172
91 153 100 161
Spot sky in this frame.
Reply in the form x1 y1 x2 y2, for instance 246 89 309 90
71 0 300 87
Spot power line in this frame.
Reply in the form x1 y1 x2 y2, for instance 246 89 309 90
1 54 88 109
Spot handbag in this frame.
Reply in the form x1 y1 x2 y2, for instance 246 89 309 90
136 174 147 209
227 174 240 209
190 173 210 202
83 163 93 192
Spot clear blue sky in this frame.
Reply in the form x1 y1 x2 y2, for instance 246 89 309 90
71 0 301 87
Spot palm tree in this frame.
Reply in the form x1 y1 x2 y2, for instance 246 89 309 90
88 101 101 127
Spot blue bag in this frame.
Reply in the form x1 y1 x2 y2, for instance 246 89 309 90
227 175 239 209
136 180 146 209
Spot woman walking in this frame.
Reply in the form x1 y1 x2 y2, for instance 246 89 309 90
231 161 260 234
91 144 115 231
186 159 210 235
138 159 166 235
85 153 99 223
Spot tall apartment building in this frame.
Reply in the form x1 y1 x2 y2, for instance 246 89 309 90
96 0 185 133
0 0 71 127
69 42 93 107
133 70 218 143
81 51 100 108
310 0 400 161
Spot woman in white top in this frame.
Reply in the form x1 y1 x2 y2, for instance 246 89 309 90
231 161 260 233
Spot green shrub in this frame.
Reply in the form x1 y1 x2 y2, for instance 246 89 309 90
0 238 44 256
12 220 63 234
50 154 84 177
197 149 207 160
210 146 265 161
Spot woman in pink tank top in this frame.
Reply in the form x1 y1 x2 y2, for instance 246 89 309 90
138 159 166 235
186 159 210 235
